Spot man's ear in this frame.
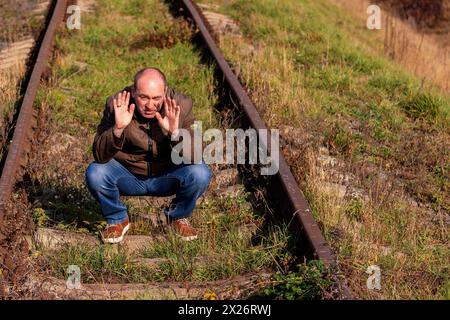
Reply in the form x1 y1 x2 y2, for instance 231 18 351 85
131 86 136 98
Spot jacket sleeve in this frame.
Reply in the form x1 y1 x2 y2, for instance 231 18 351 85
92 95 126 163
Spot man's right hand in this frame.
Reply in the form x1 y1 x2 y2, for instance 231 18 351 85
113 91 135 138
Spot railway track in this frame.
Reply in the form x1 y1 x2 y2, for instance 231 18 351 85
0 0 351 299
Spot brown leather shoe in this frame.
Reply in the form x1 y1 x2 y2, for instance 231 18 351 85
101 219 130 244
169 218 198 241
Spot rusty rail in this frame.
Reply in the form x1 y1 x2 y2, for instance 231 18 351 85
0 0 67 208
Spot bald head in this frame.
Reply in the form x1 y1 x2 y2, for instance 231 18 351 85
132 67 167 119
134 67 166 88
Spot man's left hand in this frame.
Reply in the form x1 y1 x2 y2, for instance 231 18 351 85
155 96 180 136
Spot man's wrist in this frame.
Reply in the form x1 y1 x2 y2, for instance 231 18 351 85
113 125 124 138
165 128 179 137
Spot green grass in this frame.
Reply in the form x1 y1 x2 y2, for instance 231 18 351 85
44 243 159 284
399 92 447 121
141 225 289 282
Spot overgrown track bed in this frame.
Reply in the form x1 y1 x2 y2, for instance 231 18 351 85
0 0 349 299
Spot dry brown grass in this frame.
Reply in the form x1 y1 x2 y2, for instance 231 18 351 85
302 149 448 299
0 61 26 159
0 63 25 108
330 0 450 93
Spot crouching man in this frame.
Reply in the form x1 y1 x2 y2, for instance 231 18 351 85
85 67 211 244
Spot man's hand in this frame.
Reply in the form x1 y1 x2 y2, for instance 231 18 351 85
113 91 135 138
155 96 180 136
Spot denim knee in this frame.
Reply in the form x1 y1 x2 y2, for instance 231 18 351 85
188 162 212 189
85 162 108 191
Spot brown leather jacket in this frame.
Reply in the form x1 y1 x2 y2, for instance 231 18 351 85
92 85 195 177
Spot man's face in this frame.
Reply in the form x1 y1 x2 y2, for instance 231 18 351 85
132 79 166 119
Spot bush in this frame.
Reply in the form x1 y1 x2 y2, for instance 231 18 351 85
263 260 333 300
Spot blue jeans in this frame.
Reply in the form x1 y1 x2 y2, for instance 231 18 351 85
85 158 212 225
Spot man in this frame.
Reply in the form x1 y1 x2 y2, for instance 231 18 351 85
85 67 212 244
